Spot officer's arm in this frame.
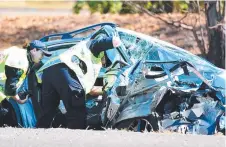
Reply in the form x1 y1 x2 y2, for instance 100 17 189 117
4 65 27 104
4 66 22 97
89 86 103 96
89 36 114 57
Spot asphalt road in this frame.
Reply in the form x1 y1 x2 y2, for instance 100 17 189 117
0 128 225 147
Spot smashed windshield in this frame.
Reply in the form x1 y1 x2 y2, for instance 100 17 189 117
118 29 222 74
118 31 154 63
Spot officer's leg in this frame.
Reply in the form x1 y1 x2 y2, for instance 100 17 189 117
37 69 60 128
0 104 8 126
52 64 86 129
0 99 18 127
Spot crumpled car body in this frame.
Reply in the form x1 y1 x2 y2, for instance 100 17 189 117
2 23 225 135
103 27 225 135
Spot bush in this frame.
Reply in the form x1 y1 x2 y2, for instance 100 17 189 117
73 1 86 14
73 1 195 14
119 2 139 14
74 1 122 14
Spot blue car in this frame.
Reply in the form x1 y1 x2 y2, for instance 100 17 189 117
2 23 225 135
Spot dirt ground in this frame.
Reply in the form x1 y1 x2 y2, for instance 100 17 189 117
0 128 225 147
0 13 207 55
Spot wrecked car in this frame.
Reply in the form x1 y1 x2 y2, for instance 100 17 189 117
0 23 225 135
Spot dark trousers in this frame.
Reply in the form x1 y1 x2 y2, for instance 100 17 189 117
36 63 86 129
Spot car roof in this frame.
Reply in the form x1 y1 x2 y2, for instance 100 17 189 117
40 22 117 51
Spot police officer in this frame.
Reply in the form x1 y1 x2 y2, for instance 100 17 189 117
59 29 122 96
27 40 86 129
0 46 29 104
0 46 29 123
28 27 121 129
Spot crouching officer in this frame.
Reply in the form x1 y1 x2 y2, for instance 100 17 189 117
27 40 86 129
29 27 122 129
59 28 122 97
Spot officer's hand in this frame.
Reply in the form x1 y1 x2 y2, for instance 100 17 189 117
12 95 28 104
17 96 28 104
112 32 122 48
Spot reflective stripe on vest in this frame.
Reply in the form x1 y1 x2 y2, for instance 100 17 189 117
0 47 28 101
36 57 62 83
16 70 27 88
0 91 6 103
60 40 104 94
0 77 6 103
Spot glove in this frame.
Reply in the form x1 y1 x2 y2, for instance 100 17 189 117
18 90 32 100
112 32 122 48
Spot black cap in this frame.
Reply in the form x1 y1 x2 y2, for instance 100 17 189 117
29 40 52 56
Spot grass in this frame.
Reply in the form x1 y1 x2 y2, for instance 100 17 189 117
0 1 74 9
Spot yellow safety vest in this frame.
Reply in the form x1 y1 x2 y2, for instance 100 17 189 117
0 46 28 102
36 40 104 95
0 71 7 102
60 40 104 94
36 57 62 84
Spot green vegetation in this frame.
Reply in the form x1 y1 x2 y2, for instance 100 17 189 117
73 1 122 14
73 1 204 14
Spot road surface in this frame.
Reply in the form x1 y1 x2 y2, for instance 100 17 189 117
0 128 225 147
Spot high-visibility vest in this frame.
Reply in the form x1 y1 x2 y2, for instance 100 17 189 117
36 57 62 84
36 40 104 94
0 72 7 102
0 46 29 102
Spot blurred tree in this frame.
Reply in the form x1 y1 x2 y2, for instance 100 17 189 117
73 1 85 14
73 1 175 14
124 1 225 68
173 1 189 12
120 2 138 14
73 1 122 14
164 1 174 13
73 1 225 68
205 1 225 68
